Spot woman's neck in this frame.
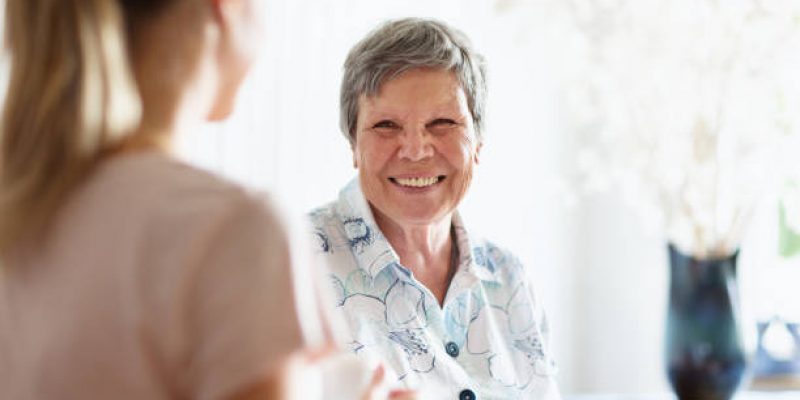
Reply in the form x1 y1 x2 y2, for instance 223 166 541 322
115 68 210 157
114 127 173 154
372 207 457 306
125 23 214 157
376 214 451 257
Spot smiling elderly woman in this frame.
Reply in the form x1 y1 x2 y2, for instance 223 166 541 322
310 18 560 399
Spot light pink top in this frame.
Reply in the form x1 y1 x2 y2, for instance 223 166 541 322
0 151 330 400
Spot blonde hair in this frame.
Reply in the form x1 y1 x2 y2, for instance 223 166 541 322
0 0 143 253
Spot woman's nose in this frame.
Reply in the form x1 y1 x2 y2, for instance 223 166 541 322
397 127 434 161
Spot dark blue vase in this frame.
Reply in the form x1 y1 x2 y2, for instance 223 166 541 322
666 244 747 400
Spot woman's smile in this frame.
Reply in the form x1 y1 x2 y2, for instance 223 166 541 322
389 175 447 190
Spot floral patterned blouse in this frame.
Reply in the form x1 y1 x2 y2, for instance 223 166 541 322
310 179 561 400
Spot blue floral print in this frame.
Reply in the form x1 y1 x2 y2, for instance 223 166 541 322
310 179 560 400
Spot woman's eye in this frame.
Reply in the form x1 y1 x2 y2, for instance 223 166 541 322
373 120 399 129
429 118 457 127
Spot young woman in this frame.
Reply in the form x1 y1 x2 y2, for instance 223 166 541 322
0 1 407 399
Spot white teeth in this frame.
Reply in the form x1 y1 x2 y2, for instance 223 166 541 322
395 176 440 188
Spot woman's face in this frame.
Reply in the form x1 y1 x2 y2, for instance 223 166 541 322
354 68 481 227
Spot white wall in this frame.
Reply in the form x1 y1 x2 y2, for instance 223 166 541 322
572 194 670 393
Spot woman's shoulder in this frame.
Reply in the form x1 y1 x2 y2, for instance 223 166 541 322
90 151 286 239
470 237 522 267
101 151 248 199
463 233 533 285
307 199 342 232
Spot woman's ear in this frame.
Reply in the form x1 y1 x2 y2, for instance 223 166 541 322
474 143 482 165
209 0 244 26
350 132 360 168
209 0 256 50
205 0 260 121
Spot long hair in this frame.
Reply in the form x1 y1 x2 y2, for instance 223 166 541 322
0 0 144 253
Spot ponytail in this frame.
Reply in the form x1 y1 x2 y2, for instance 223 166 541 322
0 0 142 253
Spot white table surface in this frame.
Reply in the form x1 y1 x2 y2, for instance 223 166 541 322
567 392 800 400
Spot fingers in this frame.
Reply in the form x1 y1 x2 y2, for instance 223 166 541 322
388 388 418 400
299 342 339 365
359 364 387 400
267 344 339 400
370 364 386 385
280 342 338 371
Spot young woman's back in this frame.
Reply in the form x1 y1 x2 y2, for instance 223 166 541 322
0 151 323 399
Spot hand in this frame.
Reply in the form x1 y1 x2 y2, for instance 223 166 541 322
230 345 419 400
388 389 418 400
360 364 418 400
275 344 339 399
227 344 336 400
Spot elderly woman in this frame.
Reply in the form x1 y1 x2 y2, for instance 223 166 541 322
311 18 560 399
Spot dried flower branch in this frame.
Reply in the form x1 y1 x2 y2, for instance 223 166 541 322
557 0 800 258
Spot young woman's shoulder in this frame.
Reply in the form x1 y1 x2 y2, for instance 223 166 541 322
86 152 308 399
89 151 285 237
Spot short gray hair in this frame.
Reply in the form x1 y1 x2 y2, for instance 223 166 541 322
339 18 488 146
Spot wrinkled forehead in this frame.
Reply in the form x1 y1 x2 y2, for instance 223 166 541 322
362 65 461 98
358 68 470 114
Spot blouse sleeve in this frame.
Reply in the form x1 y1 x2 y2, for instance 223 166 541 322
181 193 319 400
521 263 561 397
